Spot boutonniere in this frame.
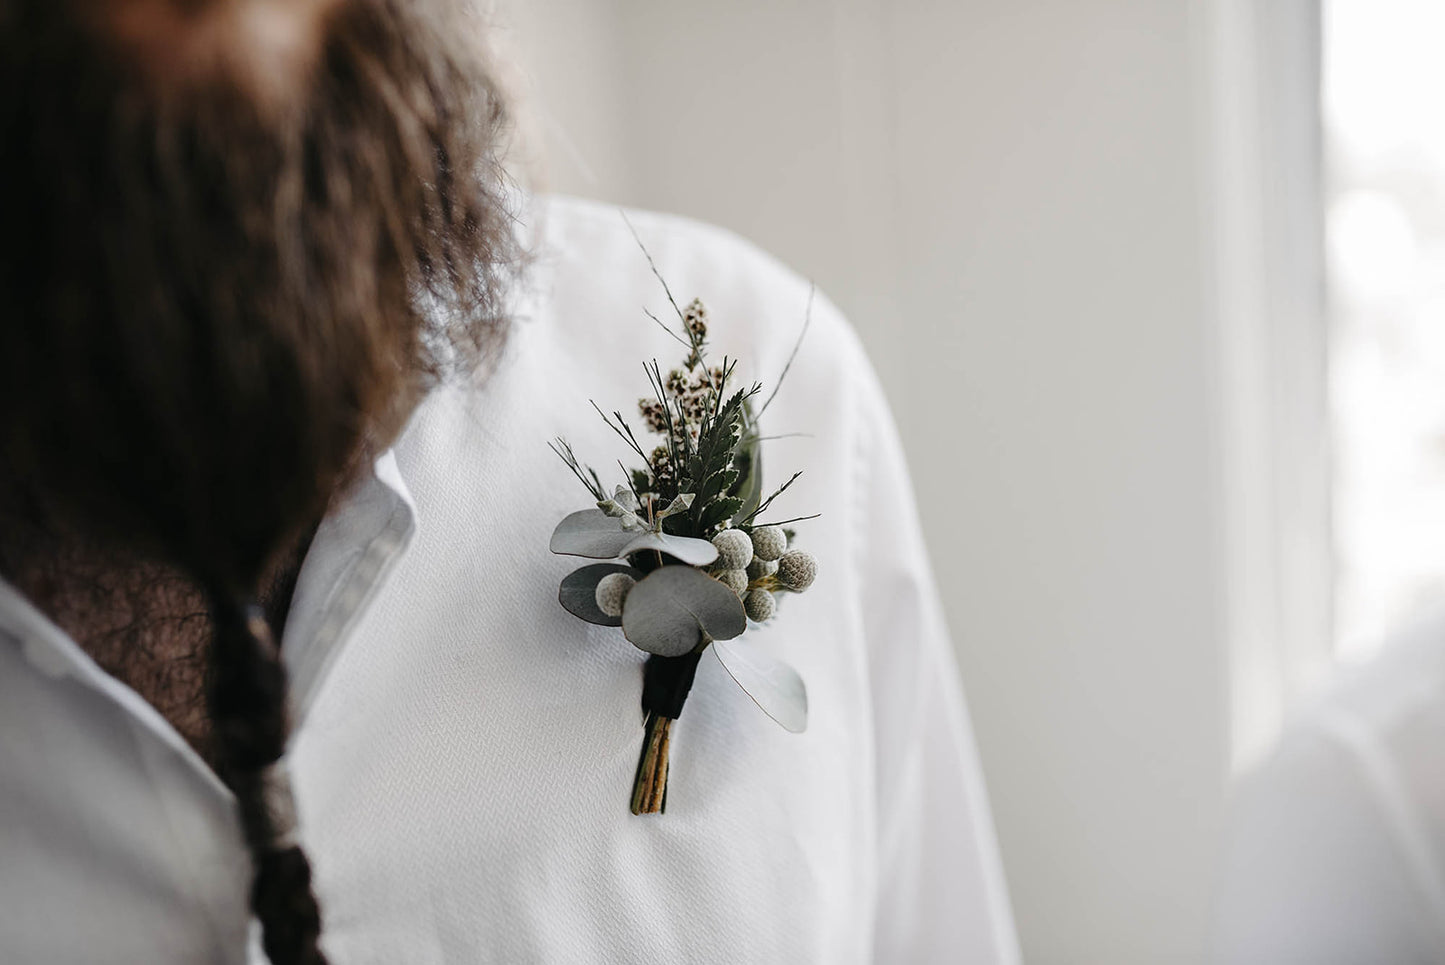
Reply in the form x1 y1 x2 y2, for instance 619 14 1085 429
549 254 818 814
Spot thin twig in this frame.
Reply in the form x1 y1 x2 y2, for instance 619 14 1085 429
757 282 815 419
710 356 734 424
644 307 691 349
615 413 652 464
590 400 650 463
756 513 821 528
621 210 685 322
618 459 647 518
549 438 605 500
742 470 803 525
645 361 693 488
620 211 721 397
648 360 693 463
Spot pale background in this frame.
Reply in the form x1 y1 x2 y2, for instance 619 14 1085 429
489 2 1334 963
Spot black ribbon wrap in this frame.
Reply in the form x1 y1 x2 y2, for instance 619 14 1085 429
640 650 704 719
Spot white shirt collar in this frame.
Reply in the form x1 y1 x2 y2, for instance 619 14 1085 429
0 449 418 790
281 448 417 724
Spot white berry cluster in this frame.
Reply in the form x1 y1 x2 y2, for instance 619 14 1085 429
707 524 818 623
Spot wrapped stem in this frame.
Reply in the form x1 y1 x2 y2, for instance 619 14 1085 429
631 712 673 814
631 649 704 815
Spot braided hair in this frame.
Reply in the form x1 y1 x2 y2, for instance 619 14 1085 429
209 597 327 964
0 0 518 961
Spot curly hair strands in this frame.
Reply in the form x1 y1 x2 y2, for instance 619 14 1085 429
0 0 519 961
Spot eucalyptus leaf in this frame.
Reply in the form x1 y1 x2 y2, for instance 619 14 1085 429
655 493 695 522
712 638 808 733
550 509 634 559
618 531 719 566
559 563 642 627
622 565 747 656
598 488 647 530
597 502 647 531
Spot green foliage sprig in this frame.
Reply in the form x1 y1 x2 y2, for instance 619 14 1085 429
547 223 820 815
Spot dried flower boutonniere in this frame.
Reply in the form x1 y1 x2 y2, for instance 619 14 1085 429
549 251 817 814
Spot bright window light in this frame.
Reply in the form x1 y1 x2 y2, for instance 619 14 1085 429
1326 0 1445 658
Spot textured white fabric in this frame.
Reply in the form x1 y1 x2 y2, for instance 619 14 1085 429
1212 607 1445 964
0 196 1018 964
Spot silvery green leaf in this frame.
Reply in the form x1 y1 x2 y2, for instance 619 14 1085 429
558 563 642 627
614 486 640 513
597 487 641 522
655 492 695 522
621 565 747 656
550 509 633 559
618 531 719 566
712 639 808 733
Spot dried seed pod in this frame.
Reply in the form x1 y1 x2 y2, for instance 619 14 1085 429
715 568 749 596
747 557 778 581
749 525 787 562
776 550 817 591
595 572 637 617
744 588 777 622
711 529 753 570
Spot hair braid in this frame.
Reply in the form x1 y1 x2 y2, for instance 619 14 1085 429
1 0 519 960
209 595 328 965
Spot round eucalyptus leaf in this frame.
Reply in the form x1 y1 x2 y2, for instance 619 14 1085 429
550 509 633 559
712 639 808 733
559 563 643 627
621 565 747 657
618 531 720 567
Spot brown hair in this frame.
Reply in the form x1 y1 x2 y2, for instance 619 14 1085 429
0 0 519 961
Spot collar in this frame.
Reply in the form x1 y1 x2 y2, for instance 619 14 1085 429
281 448 417 725
0 449 418 787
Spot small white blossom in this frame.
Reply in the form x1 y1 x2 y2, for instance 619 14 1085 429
594 572 636 617
649 446 675 490
749 526 787 562
683 298 709 340
744 588 777 622
711 528 753 570
776 550 817 591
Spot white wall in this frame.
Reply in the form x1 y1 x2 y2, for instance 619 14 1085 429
494 3 1283 961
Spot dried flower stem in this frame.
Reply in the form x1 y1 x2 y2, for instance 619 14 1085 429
756 282 815 420
631 712 673 814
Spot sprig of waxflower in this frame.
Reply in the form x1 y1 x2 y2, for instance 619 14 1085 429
549 244 817 815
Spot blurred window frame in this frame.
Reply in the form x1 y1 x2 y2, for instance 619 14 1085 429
1198 0 1331 772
